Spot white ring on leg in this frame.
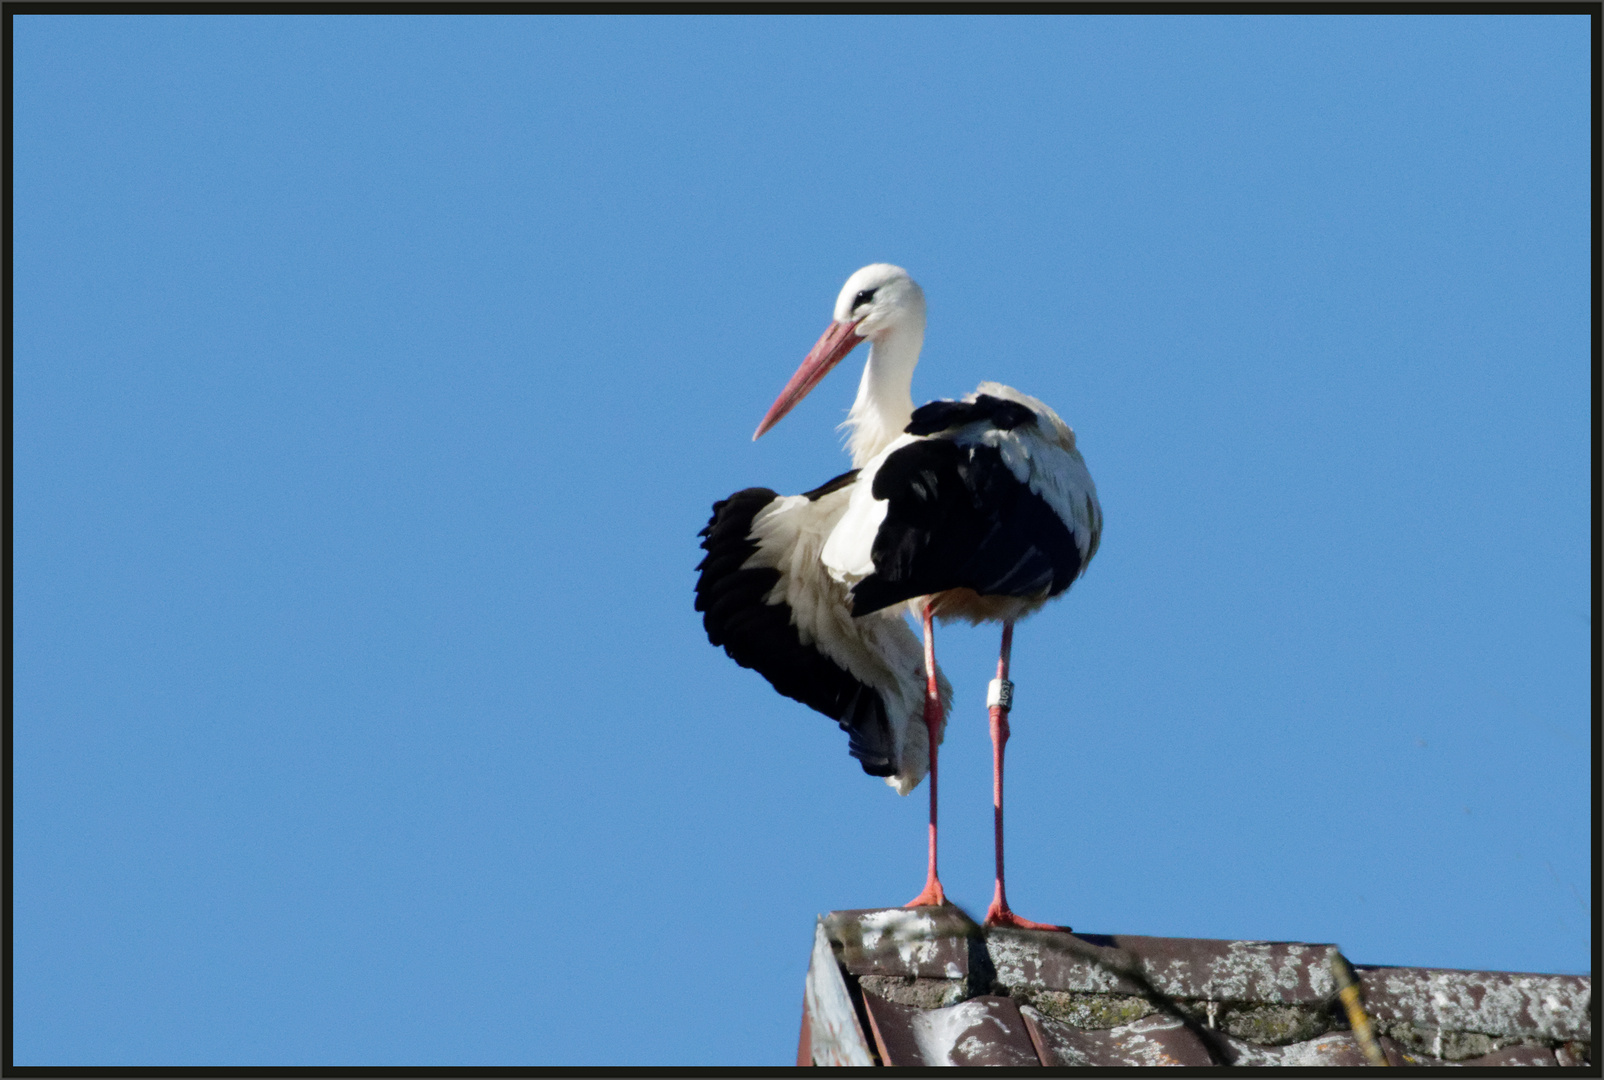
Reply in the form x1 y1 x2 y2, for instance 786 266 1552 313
987 678 1014 711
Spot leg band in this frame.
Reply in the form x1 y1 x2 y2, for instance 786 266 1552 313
987 678 1014 711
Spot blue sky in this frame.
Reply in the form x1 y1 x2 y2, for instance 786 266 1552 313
14 15 1591 1067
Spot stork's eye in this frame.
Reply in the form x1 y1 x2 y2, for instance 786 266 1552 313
852 288 878 311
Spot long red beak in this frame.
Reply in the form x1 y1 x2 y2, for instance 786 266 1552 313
753 319 864 440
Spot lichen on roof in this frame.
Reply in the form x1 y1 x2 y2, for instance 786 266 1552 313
801 907 1592 1067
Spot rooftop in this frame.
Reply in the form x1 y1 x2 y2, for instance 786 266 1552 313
799 907 1592 1067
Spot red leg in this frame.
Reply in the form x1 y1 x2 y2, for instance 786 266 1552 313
905 602 947 908
984 622 1062 930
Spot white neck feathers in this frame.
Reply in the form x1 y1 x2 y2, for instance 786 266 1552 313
843 324 923 467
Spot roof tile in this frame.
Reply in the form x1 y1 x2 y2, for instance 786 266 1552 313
862 993 1042 1067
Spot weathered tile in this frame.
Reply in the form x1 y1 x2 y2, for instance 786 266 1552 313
988 928 1341 1003
1358 967 1591 1043
822 906 982 980
804 921 874 1066
859 991 927 1068
1020 1006 1219 1066
1217 1030 1377 1066
1463 1043 1559 1066
864 993 1042 1067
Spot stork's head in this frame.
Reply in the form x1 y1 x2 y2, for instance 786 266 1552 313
754 264 925 441
830 263 926 336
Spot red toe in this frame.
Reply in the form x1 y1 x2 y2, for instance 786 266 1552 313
984 902 1064 931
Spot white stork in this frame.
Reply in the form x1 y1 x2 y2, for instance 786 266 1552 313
695 264 1101 929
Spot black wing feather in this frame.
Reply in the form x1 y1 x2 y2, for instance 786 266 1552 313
905 394 1036 436
695 487 896 776
849 440 1083 617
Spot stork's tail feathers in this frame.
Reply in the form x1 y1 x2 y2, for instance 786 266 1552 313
886 664 951 796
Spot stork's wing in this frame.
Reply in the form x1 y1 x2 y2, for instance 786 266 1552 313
831 386 1101 619
695 473 946 794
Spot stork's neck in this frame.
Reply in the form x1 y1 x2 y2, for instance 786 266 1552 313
844 324 923 467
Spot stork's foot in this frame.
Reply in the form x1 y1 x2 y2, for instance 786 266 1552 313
905 877 948 908
984 900 1065 931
